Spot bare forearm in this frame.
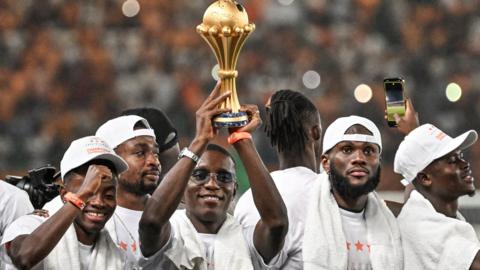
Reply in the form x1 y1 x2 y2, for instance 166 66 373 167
234 139 287 226
9 204 80 269
140 138 208 254
233 138 288 262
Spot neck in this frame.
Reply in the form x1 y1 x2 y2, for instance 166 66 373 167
278 148 317 173
422 192 459 218
186 211 226 234
74 222 98 246
331 188 368 212
116 186 148 211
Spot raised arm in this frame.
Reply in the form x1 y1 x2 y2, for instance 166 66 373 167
139 82 230 257
7 165 111 269
230 105 288 263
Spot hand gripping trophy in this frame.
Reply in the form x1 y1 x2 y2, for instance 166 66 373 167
197 0 255 127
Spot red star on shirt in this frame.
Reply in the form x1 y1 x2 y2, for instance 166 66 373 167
355 240 364 251
119 241 128 251
346 242 351 250
131 241 137 252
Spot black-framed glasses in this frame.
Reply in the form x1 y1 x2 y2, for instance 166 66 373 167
190 169 235 185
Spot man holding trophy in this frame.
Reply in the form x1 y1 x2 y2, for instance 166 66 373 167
138 1 288 269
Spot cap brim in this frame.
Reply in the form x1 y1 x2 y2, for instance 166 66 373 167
433 130 478 160
91 153 129 175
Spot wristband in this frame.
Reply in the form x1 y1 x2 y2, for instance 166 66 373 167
64 192 86 210
178 147 200 164
228 132 252 145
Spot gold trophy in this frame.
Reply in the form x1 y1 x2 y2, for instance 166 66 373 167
197 0 255 127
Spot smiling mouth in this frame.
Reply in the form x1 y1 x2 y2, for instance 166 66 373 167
84 211 107 222
199 195 223 202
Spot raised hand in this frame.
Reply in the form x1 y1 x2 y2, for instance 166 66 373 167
195 81 231 142
394 98 419 135
229 104 262 134
75 164 113 202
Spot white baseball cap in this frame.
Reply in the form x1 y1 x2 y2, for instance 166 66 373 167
322 115 382 155
60 136 129 179
95 115 156 149
394 124 478 183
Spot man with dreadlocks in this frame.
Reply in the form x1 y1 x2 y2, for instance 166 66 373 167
235 89 322 269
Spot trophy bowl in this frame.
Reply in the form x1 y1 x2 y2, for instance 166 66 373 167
197 0 255 127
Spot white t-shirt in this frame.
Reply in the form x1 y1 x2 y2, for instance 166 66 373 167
339 208 372 270
78 242 93 270
105 206 142 268
1 214 88 270
0 181 34 269
140 210 276 270
198 233 216 270
234 167 318 269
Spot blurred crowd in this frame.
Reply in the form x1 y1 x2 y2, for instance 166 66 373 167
1 0 480 190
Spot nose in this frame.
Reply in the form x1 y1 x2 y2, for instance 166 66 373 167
87 193 107 209
203 174 220 189
459 156 470 170
351 149 367 164
147 152 161 168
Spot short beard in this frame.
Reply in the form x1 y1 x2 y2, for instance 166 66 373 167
329 162 381 199
119 177 157 196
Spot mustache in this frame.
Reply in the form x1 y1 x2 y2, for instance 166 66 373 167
329 162 381 199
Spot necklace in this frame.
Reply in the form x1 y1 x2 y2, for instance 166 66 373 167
113 212 138 253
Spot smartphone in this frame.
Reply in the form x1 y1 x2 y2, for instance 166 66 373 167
383 77 406 127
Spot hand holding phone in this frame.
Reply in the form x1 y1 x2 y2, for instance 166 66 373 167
384 77 406 127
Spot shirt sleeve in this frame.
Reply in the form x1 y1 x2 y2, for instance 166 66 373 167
0 183 34 235
242 224 288 270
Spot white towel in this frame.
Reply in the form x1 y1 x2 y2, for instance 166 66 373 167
43 196 125 270
165 210 254 270
44 225 125 270
303 172 403 270
398 190 480 270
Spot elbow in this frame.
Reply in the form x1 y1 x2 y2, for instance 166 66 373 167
139 214 162 236
11 251 38 270
266 216 289 239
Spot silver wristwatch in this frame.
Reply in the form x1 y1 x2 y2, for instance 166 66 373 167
178 147 200 164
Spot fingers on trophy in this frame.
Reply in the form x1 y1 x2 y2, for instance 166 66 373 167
197 0 255 128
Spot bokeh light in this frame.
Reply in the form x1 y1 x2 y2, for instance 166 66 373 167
446 82 462 102
122 0 140 17
278 0 295 6
211 64 220 81
302 70 321 89
354 84 373 103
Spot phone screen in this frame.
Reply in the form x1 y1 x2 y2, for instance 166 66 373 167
384 78 406 127
385 82 404 105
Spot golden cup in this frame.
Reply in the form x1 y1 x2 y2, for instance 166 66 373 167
197 0 255 127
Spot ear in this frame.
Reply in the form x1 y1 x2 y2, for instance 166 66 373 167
311 125 321 141
321 154 330 172
232 182 238 199
417 172 432 187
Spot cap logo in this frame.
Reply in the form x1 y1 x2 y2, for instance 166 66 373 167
85 138 111 154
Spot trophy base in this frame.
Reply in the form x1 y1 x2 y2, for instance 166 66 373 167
213 112 248 128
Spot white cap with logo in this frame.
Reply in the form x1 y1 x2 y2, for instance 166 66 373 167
394 124 478 184
60 136 129 179
322 115 382 155
95 115 156 149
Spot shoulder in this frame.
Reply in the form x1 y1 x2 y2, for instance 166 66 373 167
384 200 404 218
2 214 44 245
